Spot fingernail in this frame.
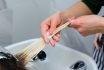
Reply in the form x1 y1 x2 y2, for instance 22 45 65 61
49 31 53 35
50 41 54 47
57 34 60 37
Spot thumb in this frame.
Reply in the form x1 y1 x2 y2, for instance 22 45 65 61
68 18 77 28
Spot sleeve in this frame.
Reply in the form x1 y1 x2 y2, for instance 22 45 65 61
82 0 102 14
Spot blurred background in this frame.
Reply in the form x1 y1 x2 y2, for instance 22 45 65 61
0 0 104 56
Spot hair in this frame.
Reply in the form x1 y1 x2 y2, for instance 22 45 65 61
0 52 27 70
0 60 26 70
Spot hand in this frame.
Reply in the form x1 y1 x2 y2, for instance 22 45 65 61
93 33 101 49
69 15 104 36
40 12 64 46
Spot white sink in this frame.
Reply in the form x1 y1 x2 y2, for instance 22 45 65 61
5 39 98 70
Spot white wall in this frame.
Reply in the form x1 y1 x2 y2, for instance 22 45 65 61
0 10 13 46
0 0 6 10
5 0 51 43
0 0 12 46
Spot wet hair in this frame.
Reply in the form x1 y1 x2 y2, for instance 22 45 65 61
0 52 27 70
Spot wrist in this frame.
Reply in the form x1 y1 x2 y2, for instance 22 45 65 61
99 17 104 33
60 11 68 24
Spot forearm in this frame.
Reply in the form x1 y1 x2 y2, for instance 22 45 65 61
61 1 93 22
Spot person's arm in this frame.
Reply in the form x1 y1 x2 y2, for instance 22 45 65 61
69 15 104 36
61 0 102 23
61 1 93 22
40 0 102 46
82 0 102 14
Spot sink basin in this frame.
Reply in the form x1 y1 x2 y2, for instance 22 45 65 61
5 39 98 70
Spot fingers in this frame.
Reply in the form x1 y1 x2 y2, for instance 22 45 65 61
40 12 61 46
40 18 50 43
49 12 61 34
49 14 60 46
53 33 60 42
93 33 100 49
40 18 60 46
68 17 86 36
41 19 60 46
49 19 57 34
49 33 60 46
49 38 55 46
69 19 80 28
49 32 60 46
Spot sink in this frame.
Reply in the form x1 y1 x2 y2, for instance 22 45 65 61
5 39 98 70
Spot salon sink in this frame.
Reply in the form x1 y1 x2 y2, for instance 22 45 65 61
5 39 98 70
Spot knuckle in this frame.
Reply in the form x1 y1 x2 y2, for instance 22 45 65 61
77 28 83 33
77 28 86 36
71 20 80 28
76 20 81 27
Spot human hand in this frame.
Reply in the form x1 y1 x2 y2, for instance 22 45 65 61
40 12 64 46
93 33 101 49
69 15 104 36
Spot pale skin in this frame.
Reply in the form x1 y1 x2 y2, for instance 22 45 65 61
40 1 104 46
70 15 104 36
